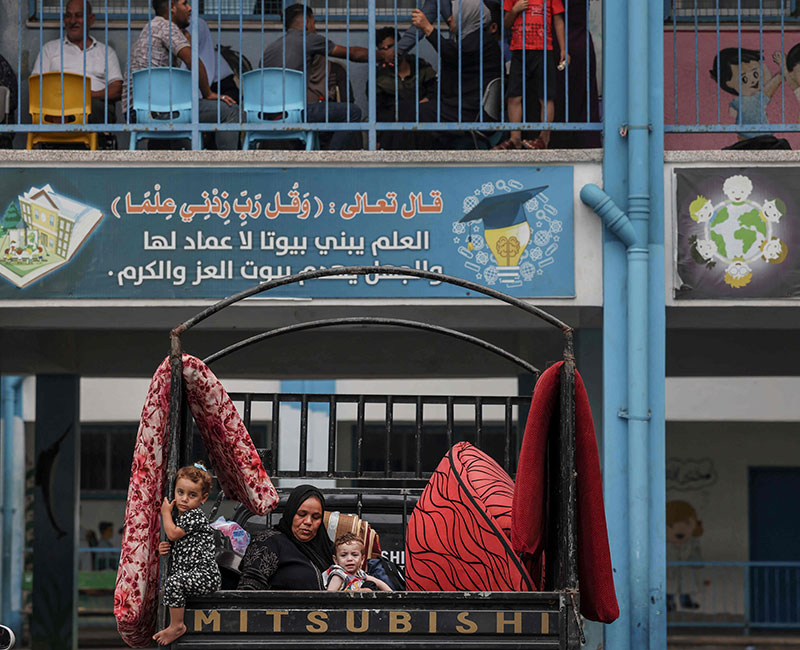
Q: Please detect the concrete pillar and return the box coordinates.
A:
[32,375,79,650]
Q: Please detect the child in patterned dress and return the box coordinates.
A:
[323,532,392,592]
[153,463,221,645]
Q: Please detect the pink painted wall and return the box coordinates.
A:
[664,30,800,150]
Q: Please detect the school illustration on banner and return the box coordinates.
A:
[0,184,103,288]
[0,167,574,299]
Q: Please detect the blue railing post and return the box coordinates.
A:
[191,6,200,150]
[368,0,377,150]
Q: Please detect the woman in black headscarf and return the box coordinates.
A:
[238,485,333,590]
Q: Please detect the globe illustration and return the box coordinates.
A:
[705,199,770,264]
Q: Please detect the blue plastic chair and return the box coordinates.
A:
[241,68,316,151]
[129,67,195,150]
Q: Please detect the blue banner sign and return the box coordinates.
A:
[0,166,573,299]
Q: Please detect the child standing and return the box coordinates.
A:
[323,532,392,592]
[153,463,221,646]
[495,0,567,150]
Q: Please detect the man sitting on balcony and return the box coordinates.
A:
[31,0,122,123]
[261,3,372,150]
[123,0,239,149]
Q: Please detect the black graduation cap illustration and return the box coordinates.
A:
[459,186,548,264]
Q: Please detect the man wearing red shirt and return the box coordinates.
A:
[495,0,566,149]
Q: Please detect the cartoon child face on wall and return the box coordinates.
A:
[666,500,707,612]
[666,500,703,546]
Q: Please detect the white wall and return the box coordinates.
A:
[666,421,800,561]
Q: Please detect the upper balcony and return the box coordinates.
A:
[0,0,603,152]
[4,2,796,154]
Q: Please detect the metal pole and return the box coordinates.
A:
[648,0,667,646]
[627,0,651,644]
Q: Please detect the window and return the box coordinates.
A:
[80,424,138,492]
[50,215,54,226]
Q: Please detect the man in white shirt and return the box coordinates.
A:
[31,0,123,123]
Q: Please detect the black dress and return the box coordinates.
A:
[237,529,323,590]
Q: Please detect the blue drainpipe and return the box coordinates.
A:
[1,376,25,638]
[580,182,650,649]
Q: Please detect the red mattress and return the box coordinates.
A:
[405,441,534,592]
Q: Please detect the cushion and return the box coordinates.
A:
[405,441,534,592]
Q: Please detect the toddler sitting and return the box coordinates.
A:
[323,532,392,592]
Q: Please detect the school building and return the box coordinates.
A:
[1,1,799,649]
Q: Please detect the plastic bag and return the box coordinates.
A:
[210,516,251,554]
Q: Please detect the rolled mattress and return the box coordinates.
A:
[405,441,534,592]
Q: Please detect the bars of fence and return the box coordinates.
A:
[665,0,800,148]
[228,391,528,483]
[667,561,800,631]
[0,0,602,150]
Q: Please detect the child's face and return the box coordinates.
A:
[696,201,713,221]
[666,517,697,545]
[334,541,364,573]
[174,476,208,514]
[727,60,761,96]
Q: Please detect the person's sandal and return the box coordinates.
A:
[492,139,521,150]
[521,137,547,150]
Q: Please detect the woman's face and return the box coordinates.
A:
[291,496,323,542]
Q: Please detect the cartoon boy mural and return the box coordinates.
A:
[666,500,709,612]
[709,48,782,141]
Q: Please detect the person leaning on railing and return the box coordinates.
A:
[373,26,437,150]
[30,0,122,124]
[261,4,391,150]
[122,0,239,149]
[379,0,502,150]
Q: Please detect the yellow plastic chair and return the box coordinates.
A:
[27,72,97,150]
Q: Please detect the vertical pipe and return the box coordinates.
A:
[1,377,25,638]
[648,0,667,644]
[628,0,650,645]
[600,0,629,646]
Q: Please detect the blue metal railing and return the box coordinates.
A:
[666,0,800,144]
[4,0,602,150]
[667,561,800,631]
